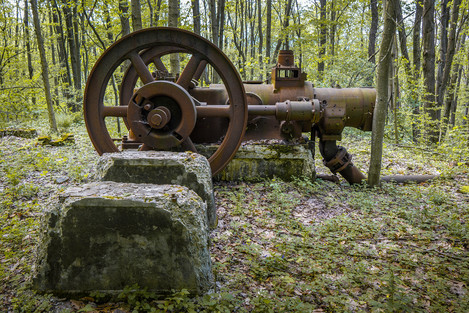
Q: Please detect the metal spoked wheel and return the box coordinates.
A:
[83,27,248,175]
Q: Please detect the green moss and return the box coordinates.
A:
[267,144,297,155]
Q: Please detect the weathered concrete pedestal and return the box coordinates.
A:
[96,151,216,229]
[34,152,215,296]
[199,144,315,182]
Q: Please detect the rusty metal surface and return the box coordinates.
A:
[318,139,366,184]
[126,81,196,149]
[84,28,377,180]
[191,81,375,142]
[83,27,248,175]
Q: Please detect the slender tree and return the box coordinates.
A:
[218,0,225,49]
[368,0,378,64]
[265,0,272,65]
[330,1,336,58]
[131,0,142,31]
[318,0,327,77]
[411,0,423,142]
[192,0,201,34]
[257,0,263,80]
[30,0,57,132]
[210,0,219,46]
[168,0,180,75]
[440,0,462,131]
[272,0,294,62]
[61,0,81,111]
[24,0,35,105]
[153,0,163,26]
[368,0,397,186]
[422,0,437,143]
[119,1,131,36]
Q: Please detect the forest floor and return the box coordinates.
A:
[0,120,468,312]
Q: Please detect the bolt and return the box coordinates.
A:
[144,103,153,111]
[150,114,163,126]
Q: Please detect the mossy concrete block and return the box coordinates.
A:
[96,151,216,228]
[0,128,37,138]
[199,144,315,182]
[33,182,213,296]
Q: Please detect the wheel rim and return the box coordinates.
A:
[83,27,248,175]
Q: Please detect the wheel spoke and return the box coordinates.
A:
[180,137,198,153]
[176,54,204,89]
[194,60,207,81]
[102,106,128,118]
[152,56,168,73]
[128,51,154,84]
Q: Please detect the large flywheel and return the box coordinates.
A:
[83,27,248,175]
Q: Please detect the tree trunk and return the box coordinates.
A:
[48,10,60,109]
[395,0,411,77]
[249,2,255,79]
[218,0,225,49]
[368,0,397,186]
[210,0,219,46]
[31,0,57,132]
[330,1,336,59]
[147,0,154,27]
[272,0,293,62]
[257,0,263,80]
[168,0,180,75]
[131,0,143,31]
[391,35,399,144]
[435,0,449,121]
[265,0,272,65]
[441,0,462,133]
[51,0,72,107]
[411,0,423,142]
[119,1,131,36]
[192,0,201,34]
[448,26,466,126]
[24,0,35,106]
[154,0,163,26]
[366,0,379,86]
[422,0,438,144]
[318,0,327,77]
[62,0,81,111]
[368,0,378,64]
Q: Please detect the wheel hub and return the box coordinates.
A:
[127,81,197,149]
[148,106,171,129]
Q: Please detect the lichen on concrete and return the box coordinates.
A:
[95,151,216,228]
[198,144,315,182]
[33,182,213,296]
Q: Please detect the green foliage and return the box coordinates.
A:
[56,111,84,132]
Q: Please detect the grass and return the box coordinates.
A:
[0,120,468,312]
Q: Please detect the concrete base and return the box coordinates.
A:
[96,151,216,228]
[199,144,315,182]
[33,182,213,296]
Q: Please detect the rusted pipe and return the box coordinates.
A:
[318,140,366,184]
[318,140,438,185]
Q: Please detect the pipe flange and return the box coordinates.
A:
[323,146,352,173]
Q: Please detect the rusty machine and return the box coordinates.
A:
[83,28,376,184]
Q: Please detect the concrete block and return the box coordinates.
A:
[96,151,216,228]
[33,182,213,296]
[199,144,315,182]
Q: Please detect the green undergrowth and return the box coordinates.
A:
[0,123,468,312]
[211,176,468,312]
